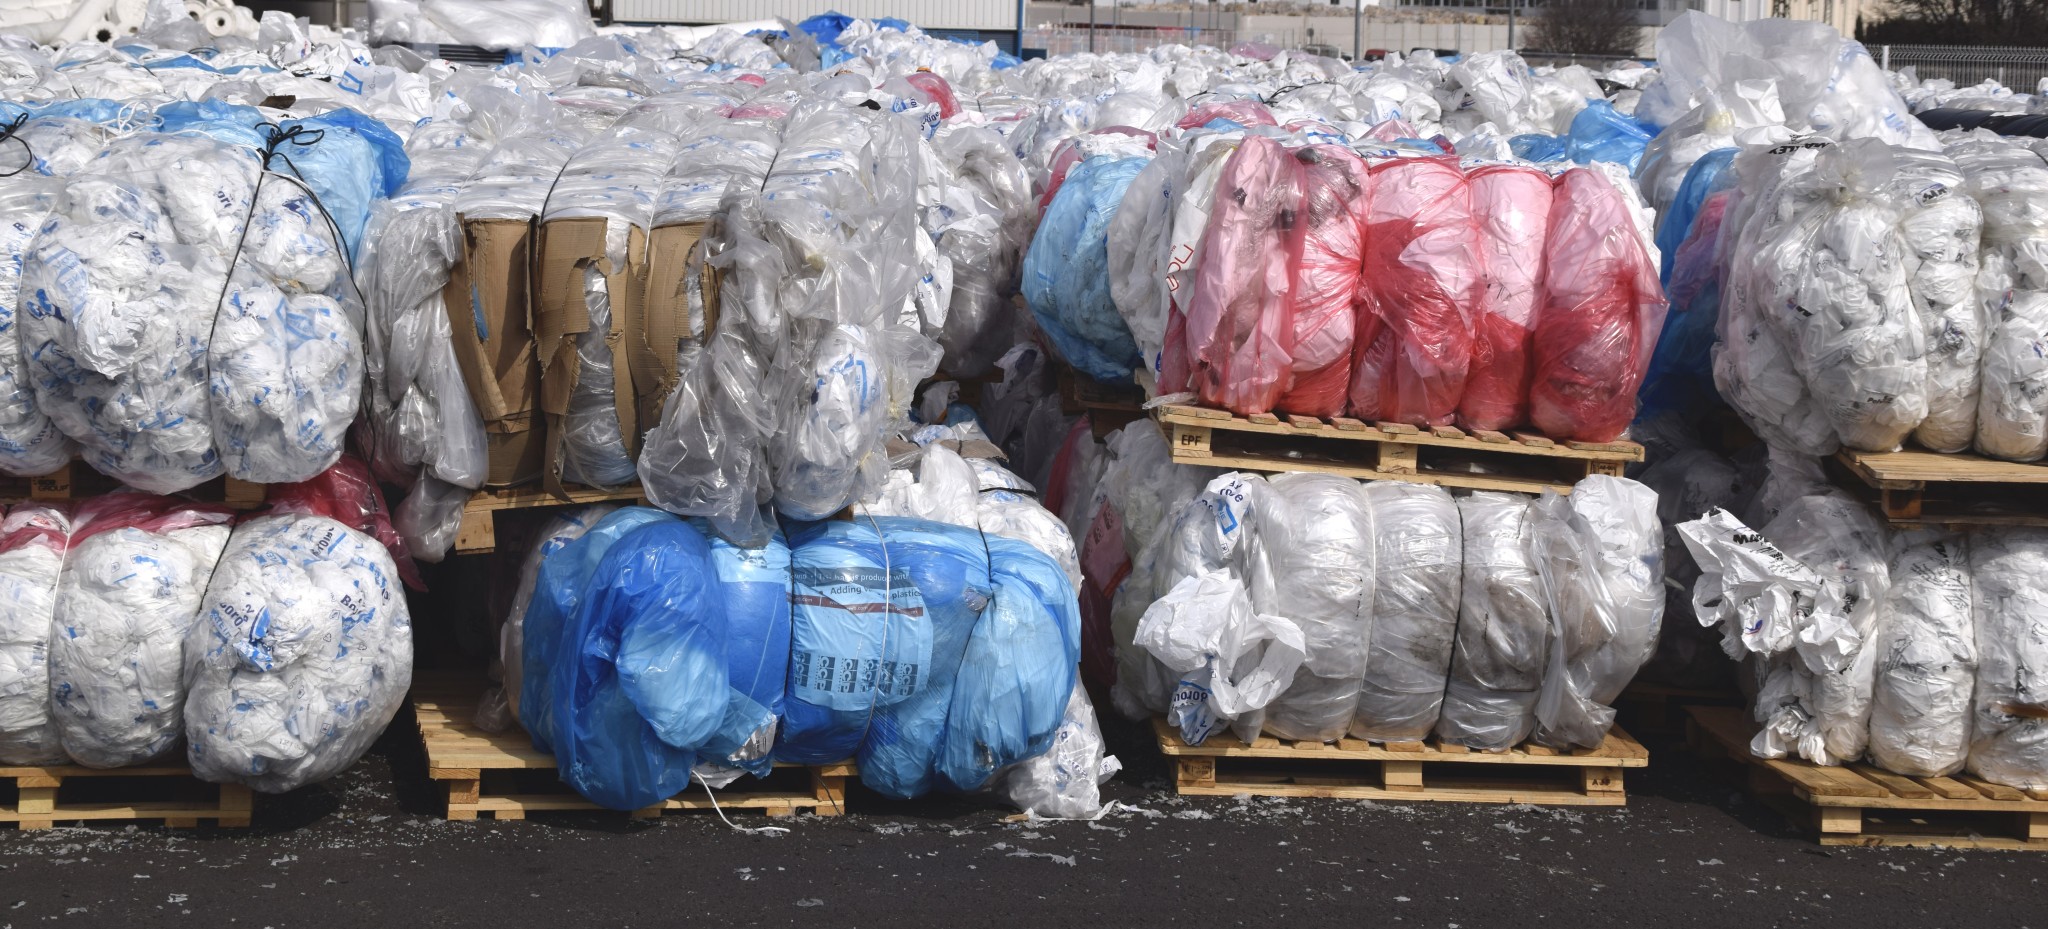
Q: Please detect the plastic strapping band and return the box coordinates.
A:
[0,114,33,178]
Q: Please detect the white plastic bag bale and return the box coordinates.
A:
[1965,527,2048,789]
[1530,475,1665,750]
[20,134,254,494]
[1350,482,1460,743]
[1114,472,1262,721]
[1868,529,1975,777]
[1436,492,1549,751]
[1956,141,2048,461]
[0,174,77,477]
[930,125,1035,379]
[48,495,232,768]
[997,681,1122,818]
[1250,473,1375,743]
[0,504,72,765]
[369,0,594,49]
[183,513,413,792]
[1135,570,1305,746]
[476,503,617,733]
[1889,150,1984,453]
[1755,494,1892,765]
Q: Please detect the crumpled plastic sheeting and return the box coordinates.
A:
[866,442,1082,590]
[1024,155,1149,383]
[1437,492,1548,751]
[1184,136,1300,415]
[1751,494,1892,765]
[0,170,78,477]
[0,504,72,765]
[1890,150,1983,454]
[1957,140,2048,461]
[48,494,231,768]
[1530,167,1666,443]
[930,125,1035,379]
[1351,481,1460,743]
[1279,145,1368,419]
[1966,527,2048,789]
[475,504,616,734]
[183,512,412,793]
[1530,475,1663,750]
[1350,157,1478,427]
[1112,470,1255,721]
[368,0,595,50]
[1868,529,1976,777]
[997,681,1121,819]
[1137,569,1305,746]
[1459,165,1551,432]
[1250,473,1374,743]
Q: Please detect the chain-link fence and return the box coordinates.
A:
[1874,44,2048,91]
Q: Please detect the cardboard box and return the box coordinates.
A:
[635,221,721,432]
[443,217,543,487]
[534,216,644,495]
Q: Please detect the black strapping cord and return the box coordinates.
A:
[0,114,33,178]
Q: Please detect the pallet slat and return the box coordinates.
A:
[1687,706,2048,849]
[1833,447,2048,528]
[413,672,850,820]
[1154,718,1641,807]
[0,764,252,830]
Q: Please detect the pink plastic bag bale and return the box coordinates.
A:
[1183,136,1305,416]
[70,491,234,546]
[265,455,426,590]
[1529,168,1669,443]
[1349,157,1481,426]
[1458,164,1555,432]
[1176,100,1277,130]
[1278,144,1370,418]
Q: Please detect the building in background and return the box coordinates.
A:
[611,0,1024,51]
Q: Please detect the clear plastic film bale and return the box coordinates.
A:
[1959,140,2048,461]
[1530,475,1665,750]
[1966,527,2048,789]
[0,504,72,765]
[1350,481,1461,743]
[1249,473,1375,743]
[0,171,77,477]
[1437,492,1548,750]
[1755,493,1891,765]
[1888,150,1982,454]
[48,493,233,768]
[1868,529,1975,777]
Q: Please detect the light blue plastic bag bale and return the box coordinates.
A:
[518,506,674,756]
[694,521,792,776]
[1023,155,1150,382]
[1563,101,1655,172]
[1509,133,1567,163]
[935,536,1079,793]
[550,519,732,811]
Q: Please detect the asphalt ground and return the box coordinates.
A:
[2,704,2044,929]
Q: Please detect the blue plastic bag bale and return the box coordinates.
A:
[1563,101,1655,172]
[1655,147,1736,286]
[775,518,963,769]
[1636,188,1734,423]
[694,521,792,776]
[518,506,675,755]
[549,519,731,811]
[1509,133,1567,163]
[1023,156,1150,383]
[934,537,1080,793]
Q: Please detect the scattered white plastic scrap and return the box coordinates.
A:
[1677,507,1857,670]
[1134,570,1305,746]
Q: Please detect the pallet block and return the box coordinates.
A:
[1153,404,1641,494]
[0,763,252,830]
[1688,705,2048,850]
[412,672,851,821]
[0,460,268,509]
[1153,718,1647,807]
[1832,447,2048,528]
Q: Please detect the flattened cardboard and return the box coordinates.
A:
[535,217,645,495]
[442,216,542,487]
[635,221,719,429]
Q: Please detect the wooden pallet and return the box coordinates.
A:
[1057,368,1146,439]
[1832,447,2048,528]
[1152,717,1648,807]
[0,460,268,509]
[412,672,851,821]
[1615,681,1743,737]
[1687,705,2048,850]
[1154,404,1642,494]
[453,485,647,555]
[0,763,252,830]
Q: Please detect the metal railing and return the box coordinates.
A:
[1875,44,2048,91]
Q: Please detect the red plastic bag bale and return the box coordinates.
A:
[1458,164,1555,432]
[265,455,427,590]
[1349,157,1480,426]
[1278,144,1370,418]
[1040,416,1092,520]
[70,491,234,545]
[1529,168,1669,443]
[1075,495,1128,695]
[1176,100,1277,130]
[1183,136,1306,416]
[901,71,960,119]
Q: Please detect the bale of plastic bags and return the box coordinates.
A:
[1754,493,1892,765]
[1529,167,1667,443]
[695,523,792,778]
[183,462,415,793]
[1350,481,1460,742]
[1966,528,2048,789]
[48,493,232,768]
[478,504,617,733]
[0,504,72,765]
[1279,145,1369,418]
[1891,150,1983,453]
[1459,164,1552,432]
[1137,569,1305,746]
[1350,157,1478,427]
[1959,141,2048,461]
[1023,155,1149,383]
[1868,529,1975,777]
[1182,136,1301,416]
[1250,473,1375,742]
[1530,475,1663,750]
[1437,492,1549,750]
[997,681,1121,819]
